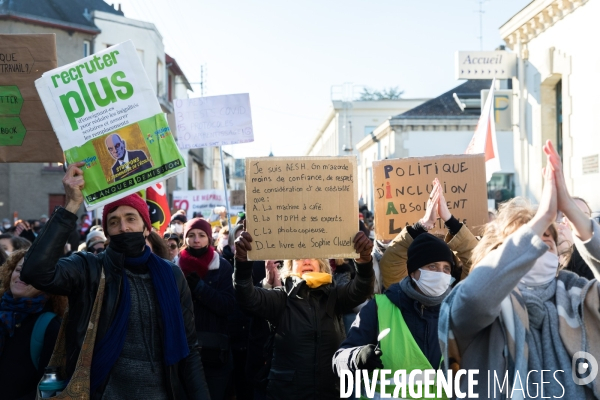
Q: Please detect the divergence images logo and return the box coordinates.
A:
[572,351,598,385]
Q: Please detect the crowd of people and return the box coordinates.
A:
[0,140,599,399]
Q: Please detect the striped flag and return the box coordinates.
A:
[465,79,501,182]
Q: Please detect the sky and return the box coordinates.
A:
[113,0,530,158]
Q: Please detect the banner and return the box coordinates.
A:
[245,156,358,260]
[173,189,243,222]
[173,93,253,148]
[373,154,488,240]
[0,34,62,162]
[35,41,185,209]
[146,182,171,235]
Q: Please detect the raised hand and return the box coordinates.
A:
[527,158,558,238]
[544,140,593,241]
[235,231,253,262]
[353,231,373,263]
[62,162,86,214]
[434,178,452,222]
[420,180,440,230]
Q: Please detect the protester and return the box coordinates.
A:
[146,231,170,260]
[0,233,13,254]
[170,213,187,238]
[0,249,67,400]
[379,178,478,289]
[234,229,374,399]
[1,218,12,233]
[163,232,181,263]
[221,223,244,266]
[439,141,600,398]
[85,228,107,254]
[21,163,210,399]
[178,217,235,400]
[332,183,477,397]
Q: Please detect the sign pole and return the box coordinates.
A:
[219,146,233,234]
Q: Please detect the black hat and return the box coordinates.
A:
[171,214,187,224]
[407,233,454,275]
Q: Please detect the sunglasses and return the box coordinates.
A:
[168,244,179,250]
[89,247,104,254]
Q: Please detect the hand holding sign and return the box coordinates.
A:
[235,231,253,263]
[63,162,86,213]
[353,231,373,263]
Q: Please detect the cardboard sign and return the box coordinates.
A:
[35,41,185,209]
[173,189,244,222]
[230,189,245,206]
[246,156,359,260]
[0,34,62,162]
[173,94,254,148]
[373,154,488,240]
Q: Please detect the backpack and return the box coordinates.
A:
[30,312,56,370]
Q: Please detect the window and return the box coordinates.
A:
[556,80,563,159]
[364,126,376,136]
[157,59,164,96]
[487,173,515,209]
[83,40,91,57]
[42,163,63,171]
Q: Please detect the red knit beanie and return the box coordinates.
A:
[183,217,212,241]
[102,194,152,233]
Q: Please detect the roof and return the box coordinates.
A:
[166,53,193,91]
[0,0,123,34]
[394,80,492,119]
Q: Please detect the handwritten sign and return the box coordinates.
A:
[246,156,359,260]
[373,154,488,240]
[173,93,254,148]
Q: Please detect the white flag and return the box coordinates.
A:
[465,79,501,182]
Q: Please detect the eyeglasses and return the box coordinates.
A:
[168,244,179,250]
[89,247,104,254]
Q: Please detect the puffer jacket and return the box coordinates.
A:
[234,259,374,400]
[21,207,210,400]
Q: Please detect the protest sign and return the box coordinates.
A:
[245,156,358,261]
[0,34,62,162]
[230,189,245,206]
[373,154,488,240]
[173,94,253,148]
[35,41,185,209]
[173,189,243,222]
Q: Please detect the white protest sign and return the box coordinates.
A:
[173,93,254,148]
[35,40,162,148]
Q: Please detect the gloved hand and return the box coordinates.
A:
[356,344,383,372]
[186,273,204,294]
[353,231,373,263]
[235,231,253,262]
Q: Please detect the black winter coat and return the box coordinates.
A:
[21,207,210,400]
[234,260,374,400]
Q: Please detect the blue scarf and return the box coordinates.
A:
[91,247,189,391]
[0,292,48,356]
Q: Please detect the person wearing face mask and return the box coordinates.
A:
[234,229,374,400]
[439,141,600,399]
[1,218,12,233]
[178,217,235,400]
[332,228,458,398]
[379,178,478,291]
[170,213,187,238]
[20,163,210,399]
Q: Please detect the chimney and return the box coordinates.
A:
[118,3,122,12]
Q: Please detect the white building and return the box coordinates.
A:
[357,80,515,211]
[306,98,428,157]
[93,10,217,206]
[500,0,599,213]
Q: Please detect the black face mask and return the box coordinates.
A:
[108,232,146,257]
[187,246,209,258]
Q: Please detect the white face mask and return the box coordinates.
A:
[172,224,183,234]
[413,269,455,297]
[520,251,559,286]
[3,224,11,230]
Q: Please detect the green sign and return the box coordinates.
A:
[0,85,25,145]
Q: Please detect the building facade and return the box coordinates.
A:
[500,0,599,213]
[357,80,515,211]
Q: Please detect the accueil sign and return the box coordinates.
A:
[455,51,517,80]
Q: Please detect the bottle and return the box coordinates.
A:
[39,367,65,398]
